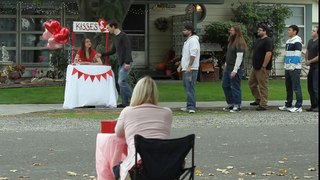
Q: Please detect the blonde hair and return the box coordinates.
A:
[130,76,159,106]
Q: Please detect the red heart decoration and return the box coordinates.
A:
[53,27,70,44]
[98,18,107,33]
[45,20,61,35]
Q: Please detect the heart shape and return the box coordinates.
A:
[53,27,70,44]
[45,20,61,35]
[98,18,107,33]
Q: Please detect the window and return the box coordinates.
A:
[0,1,17,62]
[282,5,306,45]
[123,4,146,51]
[20,2,61,64]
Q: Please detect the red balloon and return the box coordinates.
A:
[45,20,61,35]
[53,27,70,44]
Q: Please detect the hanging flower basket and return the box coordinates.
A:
[154,17,169,32]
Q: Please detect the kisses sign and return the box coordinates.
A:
[73,18,108,33]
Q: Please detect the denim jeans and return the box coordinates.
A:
[307,68,318,108]
[182,70,198,110]
[284,69,303,108]
[118,64,132,106]
[222,68,243,107]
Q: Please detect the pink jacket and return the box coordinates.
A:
[115,103,173,180]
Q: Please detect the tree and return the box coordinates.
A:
[75,0,134,26]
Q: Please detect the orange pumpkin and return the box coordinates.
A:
[156,62,166,71]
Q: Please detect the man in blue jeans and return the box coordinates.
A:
[102,21,133,107]
[177,25,200,113]
[278,25,303,113]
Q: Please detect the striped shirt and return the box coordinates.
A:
[284,35,302,70]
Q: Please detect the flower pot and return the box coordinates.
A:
[9,71,21,80]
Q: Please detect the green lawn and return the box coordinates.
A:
[0,79,309,104]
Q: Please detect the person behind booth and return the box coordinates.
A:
[114,76,173,180]
[74,38,103,65]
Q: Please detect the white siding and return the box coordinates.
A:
[148,0,317,76]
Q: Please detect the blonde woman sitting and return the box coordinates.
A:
[114,76,173,180]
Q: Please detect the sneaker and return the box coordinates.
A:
[306,107,313,112]
[117,104,127,108]
[278,105,291,111]
[306,107,318,112]
[250,101,260,106]
[223,106,233,112]
[256,106,267,111]
[189,109,195,113]
[288,107,302,113]
[230,107,241,112]
[180,107,188,112]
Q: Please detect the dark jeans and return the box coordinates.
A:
[222,68,243,107]
[113,163,121,180]
[307,68,319,108]
[284,69,303,108]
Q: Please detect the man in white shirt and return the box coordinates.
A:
[177,25,200,113]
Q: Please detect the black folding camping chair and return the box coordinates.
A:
[132,134,195,180]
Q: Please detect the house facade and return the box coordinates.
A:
[0,0,318,77]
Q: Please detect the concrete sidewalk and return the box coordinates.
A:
[0,101,311,116]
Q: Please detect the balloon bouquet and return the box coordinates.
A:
[42,20,70,49]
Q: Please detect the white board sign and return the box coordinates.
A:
[72,19,108,33]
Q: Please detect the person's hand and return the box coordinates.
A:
[305,60,311,66]
[186,66,191,73]
[79,61,90,65]
[261,67,267,74]
[177,66,182,73]
[124,63,130,71]
[230,71,237,78]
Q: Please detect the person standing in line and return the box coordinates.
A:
[177,25,200,113]
[101,21,133,108]
[278,25,303,113]
[222,25,248,112]
[248,24,273,111]
[305,26,319,112]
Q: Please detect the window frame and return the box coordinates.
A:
[282,4,307,47]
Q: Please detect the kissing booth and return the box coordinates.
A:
[63,19,118,109]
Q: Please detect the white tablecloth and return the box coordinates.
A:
[63,65,118,109]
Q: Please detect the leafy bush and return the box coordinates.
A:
[203,21,250,52]
[203,21,250,67]
[48,49,69,79]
